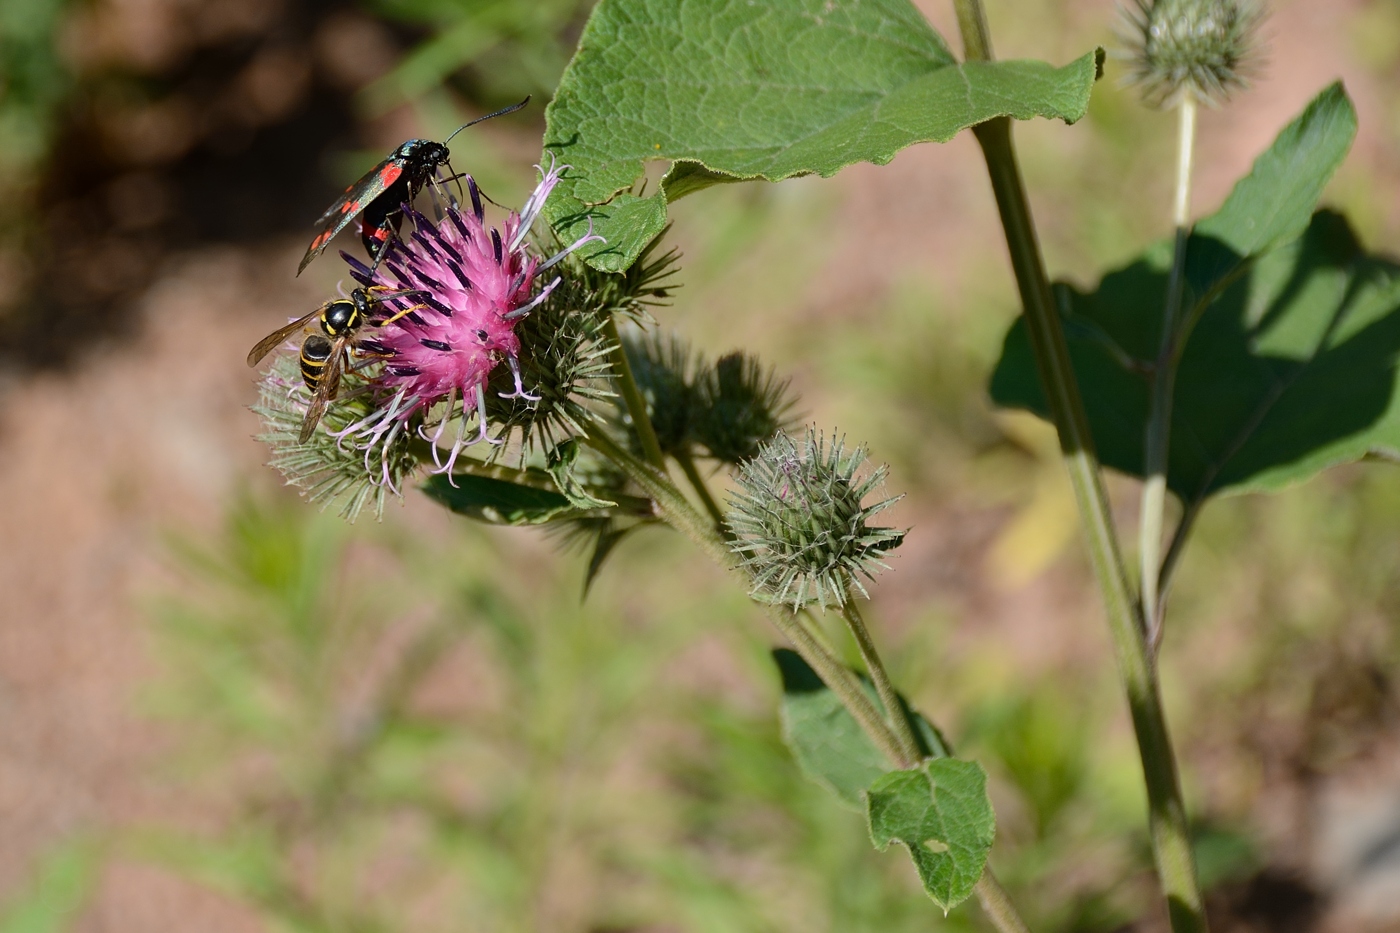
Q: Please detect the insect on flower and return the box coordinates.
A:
[297,97,531,275]
[247,286,427,442]
[331,156,601,475]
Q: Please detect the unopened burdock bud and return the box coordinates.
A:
[726,428,904,609]
[1121,0,1262,106]
[693,351,796,464]
[622,331,696,455]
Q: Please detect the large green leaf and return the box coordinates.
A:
[994,211,1400,501]
[543,0,1102,270]
[989,84,1400,504]
[866,760,996,911]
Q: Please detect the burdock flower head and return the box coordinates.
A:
[726,428,905,610]
[336,158,600,474]
[1120,0,1263,106]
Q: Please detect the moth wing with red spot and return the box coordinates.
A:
[298,156,407,275]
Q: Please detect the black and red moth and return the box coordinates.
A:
[297,97,530,276]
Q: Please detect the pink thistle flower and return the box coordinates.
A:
[336,159,600,479]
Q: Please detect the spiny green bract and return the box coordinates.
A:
[622,331,697,456]
[693,352,797,464]
[1120,0,1262,106]
[253,355,416,522]
[726,429,905,610]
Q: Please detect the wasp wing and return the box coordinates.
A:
[296,339,350,443]
[298,156,406,276]
[246,307,325,367]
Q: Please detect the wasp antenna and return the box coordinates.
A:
[442,96,531,145]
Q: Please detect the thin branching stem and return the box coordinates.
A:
[676,449,727,533]
[952,3,1207,931]
[839,593,922,763]
[602,316,668,470]
[1142,93,1198,650]
[1155,499,1202,653]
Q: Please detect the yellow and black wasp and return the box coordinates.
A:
[247,286,423,443]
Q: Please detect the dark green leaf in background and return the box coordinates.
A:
[866,760,996,911]
[543,0,1102,270]
[775,647,891,808]
[422,472,590,525]
[990,84,1400,505]
[774,648,951,808]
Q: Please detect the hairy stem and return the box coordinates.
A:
[676,450,728,533]
[977,872,1032,933]
[840,594,922,762]
[953,3,1207,931]
[1142,94,1197,649]
[602,316,668,471]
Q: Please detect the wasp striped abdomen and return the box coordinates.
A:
[299,334,334,390]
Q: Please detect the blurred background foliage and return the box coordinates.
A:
[1,0,1399,932]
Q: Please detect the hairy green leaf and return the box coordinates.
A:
[773,649,951,809]
[866,760,996,910]
[989,84,1396,504]
[544,0,1102,270]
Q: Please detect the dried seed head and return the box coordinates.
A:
[726,428,905,609]
[1120,0,1263,106]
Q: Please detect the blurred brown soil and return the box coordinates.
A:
[1,0,1398,930]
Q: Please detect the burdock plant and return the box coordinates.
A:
[246,0,1397,929]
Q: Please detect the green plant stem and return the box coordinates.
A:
[1141,94,1197,649]
[602,316,668,471]
[1154,500,1201,654]
[953,4,1207,932]
[839,594,922,763]
[676,449,727,532]
[976,872,1032,933]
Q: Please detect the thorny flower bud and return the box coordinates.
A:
[254,354,416,521]
[622,331,696,455]
[693,351,797,464]
[726,428,905,610]
[1120,0,1262,106]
